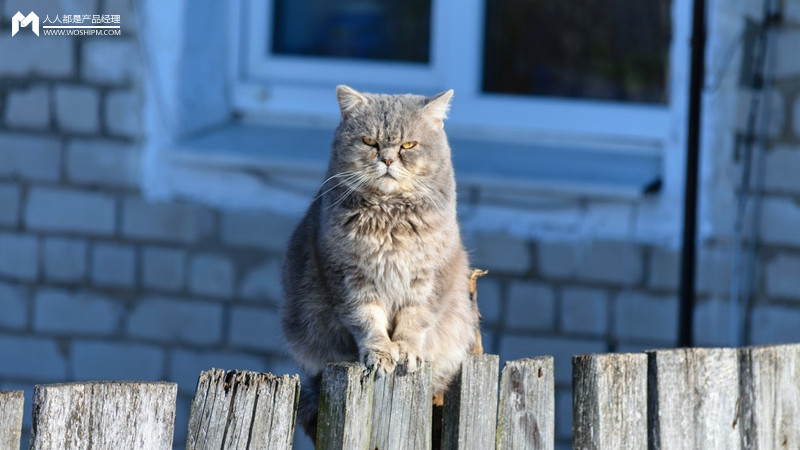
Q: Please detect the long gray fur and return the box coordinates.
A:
[282,85,478,439]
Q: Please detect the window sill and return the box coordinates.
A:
[164,122,661,199]
[146,121,677,244]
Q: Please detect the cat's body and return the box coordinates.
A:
[281,86,478,438]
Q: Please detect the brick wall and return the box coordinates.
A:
[1,0,799,449]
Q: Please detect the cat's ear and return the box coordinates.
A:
[336,85,368,118]
[423,89,454,128]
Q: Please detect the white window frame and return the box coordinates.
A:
[233,0,689,145]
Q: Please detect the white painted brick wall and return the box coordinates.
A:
[142,246,186,291]
[473,276,502,325]
[0,232,39,281]
[4,85,50,130]
[55,85,100,133]
[189,253,234,298]
[0,335,67,381]
[505,281,555,331]
[469,233,531,275]
[66,139,141,188]
[25,187,116,235]
[498,335,606,385]
[43,237,87,281]
[750,304,800,344]
[763,146,800,194]
[220,210,297,252]
[758,197,800,247]
[560,287,609,336]
[613,291,678,343]
[0,282,27,329]
[127,296,223,345]
[105,90,141,138]
[237,257,282,302]
[0,183,20,226]
[122,198,215,243]
[794,94,800,138]
[0,133,61,181]
[0,36,73,77]
[91,242,136,287]
[228,305,286,353]
[71,340,164,381]
[81,40,138,85]
[774,29,800,79]
[33,289,122,335]
[765,253,800,299]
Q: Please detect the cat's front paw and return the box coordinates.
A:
[396,341,423,373]
[362,342,400,376]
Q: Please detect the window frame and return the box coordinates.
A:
[234,0,688,144]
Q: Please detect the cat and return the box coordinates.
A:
[281,85,478,439]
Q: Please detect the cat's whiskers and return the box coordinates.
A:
[314,171,364,201]
[326,172,370,209]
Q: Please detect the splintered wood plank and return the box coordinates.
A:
[0,390,24,450]
[370,364,433,450]
[186,369,300,450]
[317,362,374,450]
[647,348,740,450]
[496,356,554,450]
[29,381,176,450]
[441,354,500,450]
[572,353,647,450]
[739,343,800,449]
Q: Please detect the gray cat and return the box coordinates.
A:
[281,85,478,439]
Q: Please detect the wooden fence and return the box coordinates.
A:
[0,344,798,449]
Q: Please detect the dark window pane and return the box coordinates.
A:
[271,1,431,63]
[482,0,672,104]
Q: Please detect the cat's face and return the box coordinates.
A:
[330,86,454,197]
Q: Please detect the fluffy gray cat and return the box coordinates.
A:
[281,85,478,439]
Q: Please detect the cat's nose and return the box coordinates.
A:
[382,156,394,166]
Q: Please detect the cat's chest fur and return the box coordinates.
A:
[326,201,449,301]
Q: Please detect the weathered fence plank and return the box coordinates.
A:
[647,348,740,450]
[739,343,800,449]
[496,357,554,450]
[370,364,433,450]
[572,353,647,450]
[29,381,176,450]
[0,390,24,450]
[317,362,374,450]
[186,369,300,450]
[441,354,499,450]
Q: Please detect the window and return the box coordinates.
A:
[237,0,683,142]
[143,0,692,240]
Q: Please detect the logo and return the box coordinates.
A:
[11,11,39,36]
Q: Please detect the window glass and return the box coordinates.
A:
[482,0,672,103]
[271,0,432,63]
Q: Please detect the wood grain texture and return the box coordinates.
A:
[186,369,300,450]
[317,362,374,450]
[647,348,740,450]
[0,390,24,450]
[496,356,554,450]
[573,353,646,450]
[370,364,433,450]
[739,343,800,449]
[29,381,176,450]
[441,354,499,450]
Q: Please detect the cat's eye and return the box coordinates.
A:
[362,137,378,147]
[400,141,417,150]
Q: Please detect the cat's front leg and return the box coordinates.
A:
[345,302,399,376]
[392,305,431,373]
